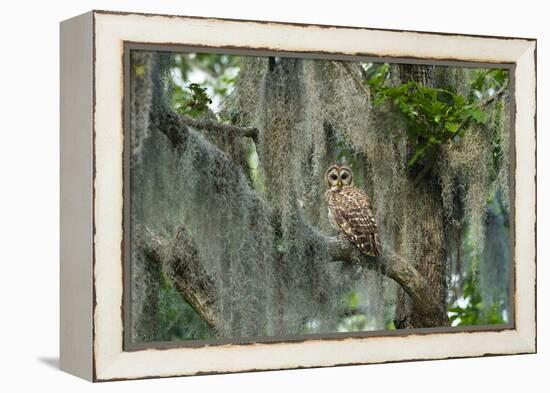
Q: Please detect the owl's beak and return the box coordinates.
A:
[337,180,342,187]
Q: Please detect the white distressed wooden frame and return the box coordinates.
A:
[60,10,536,382]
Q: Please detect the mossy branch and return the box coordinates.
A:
[304,226,447,322]
[140,110,446,328]
[136,225,221,330]
[176,113,259,144]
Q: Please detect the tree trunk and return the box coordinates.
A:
[394,65,450,328]
[394,183,449,328]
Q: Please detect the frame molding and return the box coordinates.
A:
[60,10,536,381]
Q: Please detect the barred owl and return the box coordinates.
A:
[325,164,381,256]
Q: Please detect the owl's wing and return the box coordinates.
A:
[333,187,381,256]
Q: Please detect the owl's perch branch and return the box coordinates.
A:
[304,226,446,320]
[139,220,445,329]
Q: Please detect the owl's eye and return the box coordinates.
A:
[330,174,338,180]
[341,172,349,180]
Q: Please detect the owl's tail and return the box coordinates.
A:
[357,232,382,257]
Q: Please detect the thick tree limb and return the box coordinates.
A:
[304,226,446,319]
[138,220,446,328]
[136,225,221,330]
[146,108,446,328]
[178,114,259,143]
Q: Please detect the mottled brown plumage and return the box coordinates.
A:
[325,165,381,256]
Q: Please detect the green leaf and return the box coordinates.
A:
[176,83,213,118]
[492,69,507,84]
[445,122,460,133]
[468,107,489,124]
[407,144,428,166]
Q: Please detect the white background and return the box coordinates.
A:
[0,0,545,391]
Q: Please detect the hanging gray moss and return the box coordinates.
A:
[129,52,512,342]
[228,57,391,332]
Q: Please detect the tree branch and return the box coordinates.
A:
[136,225,221,330]
[147,108,445,329]
[303,225,446,319]
[139,218,446,328]
[179,114,259,144]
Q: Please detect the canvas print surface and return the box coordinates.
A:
[127,49,512,345]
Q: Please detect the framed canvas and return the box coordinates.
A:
[60,10,537,382]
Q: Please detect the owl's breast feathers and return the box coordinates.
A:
[325,186,382,257]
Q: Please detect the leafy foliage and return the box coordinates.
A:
[175,83,212,117]
[448,272,506,326]
[367,65,508,166]
[170,53,239,118]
